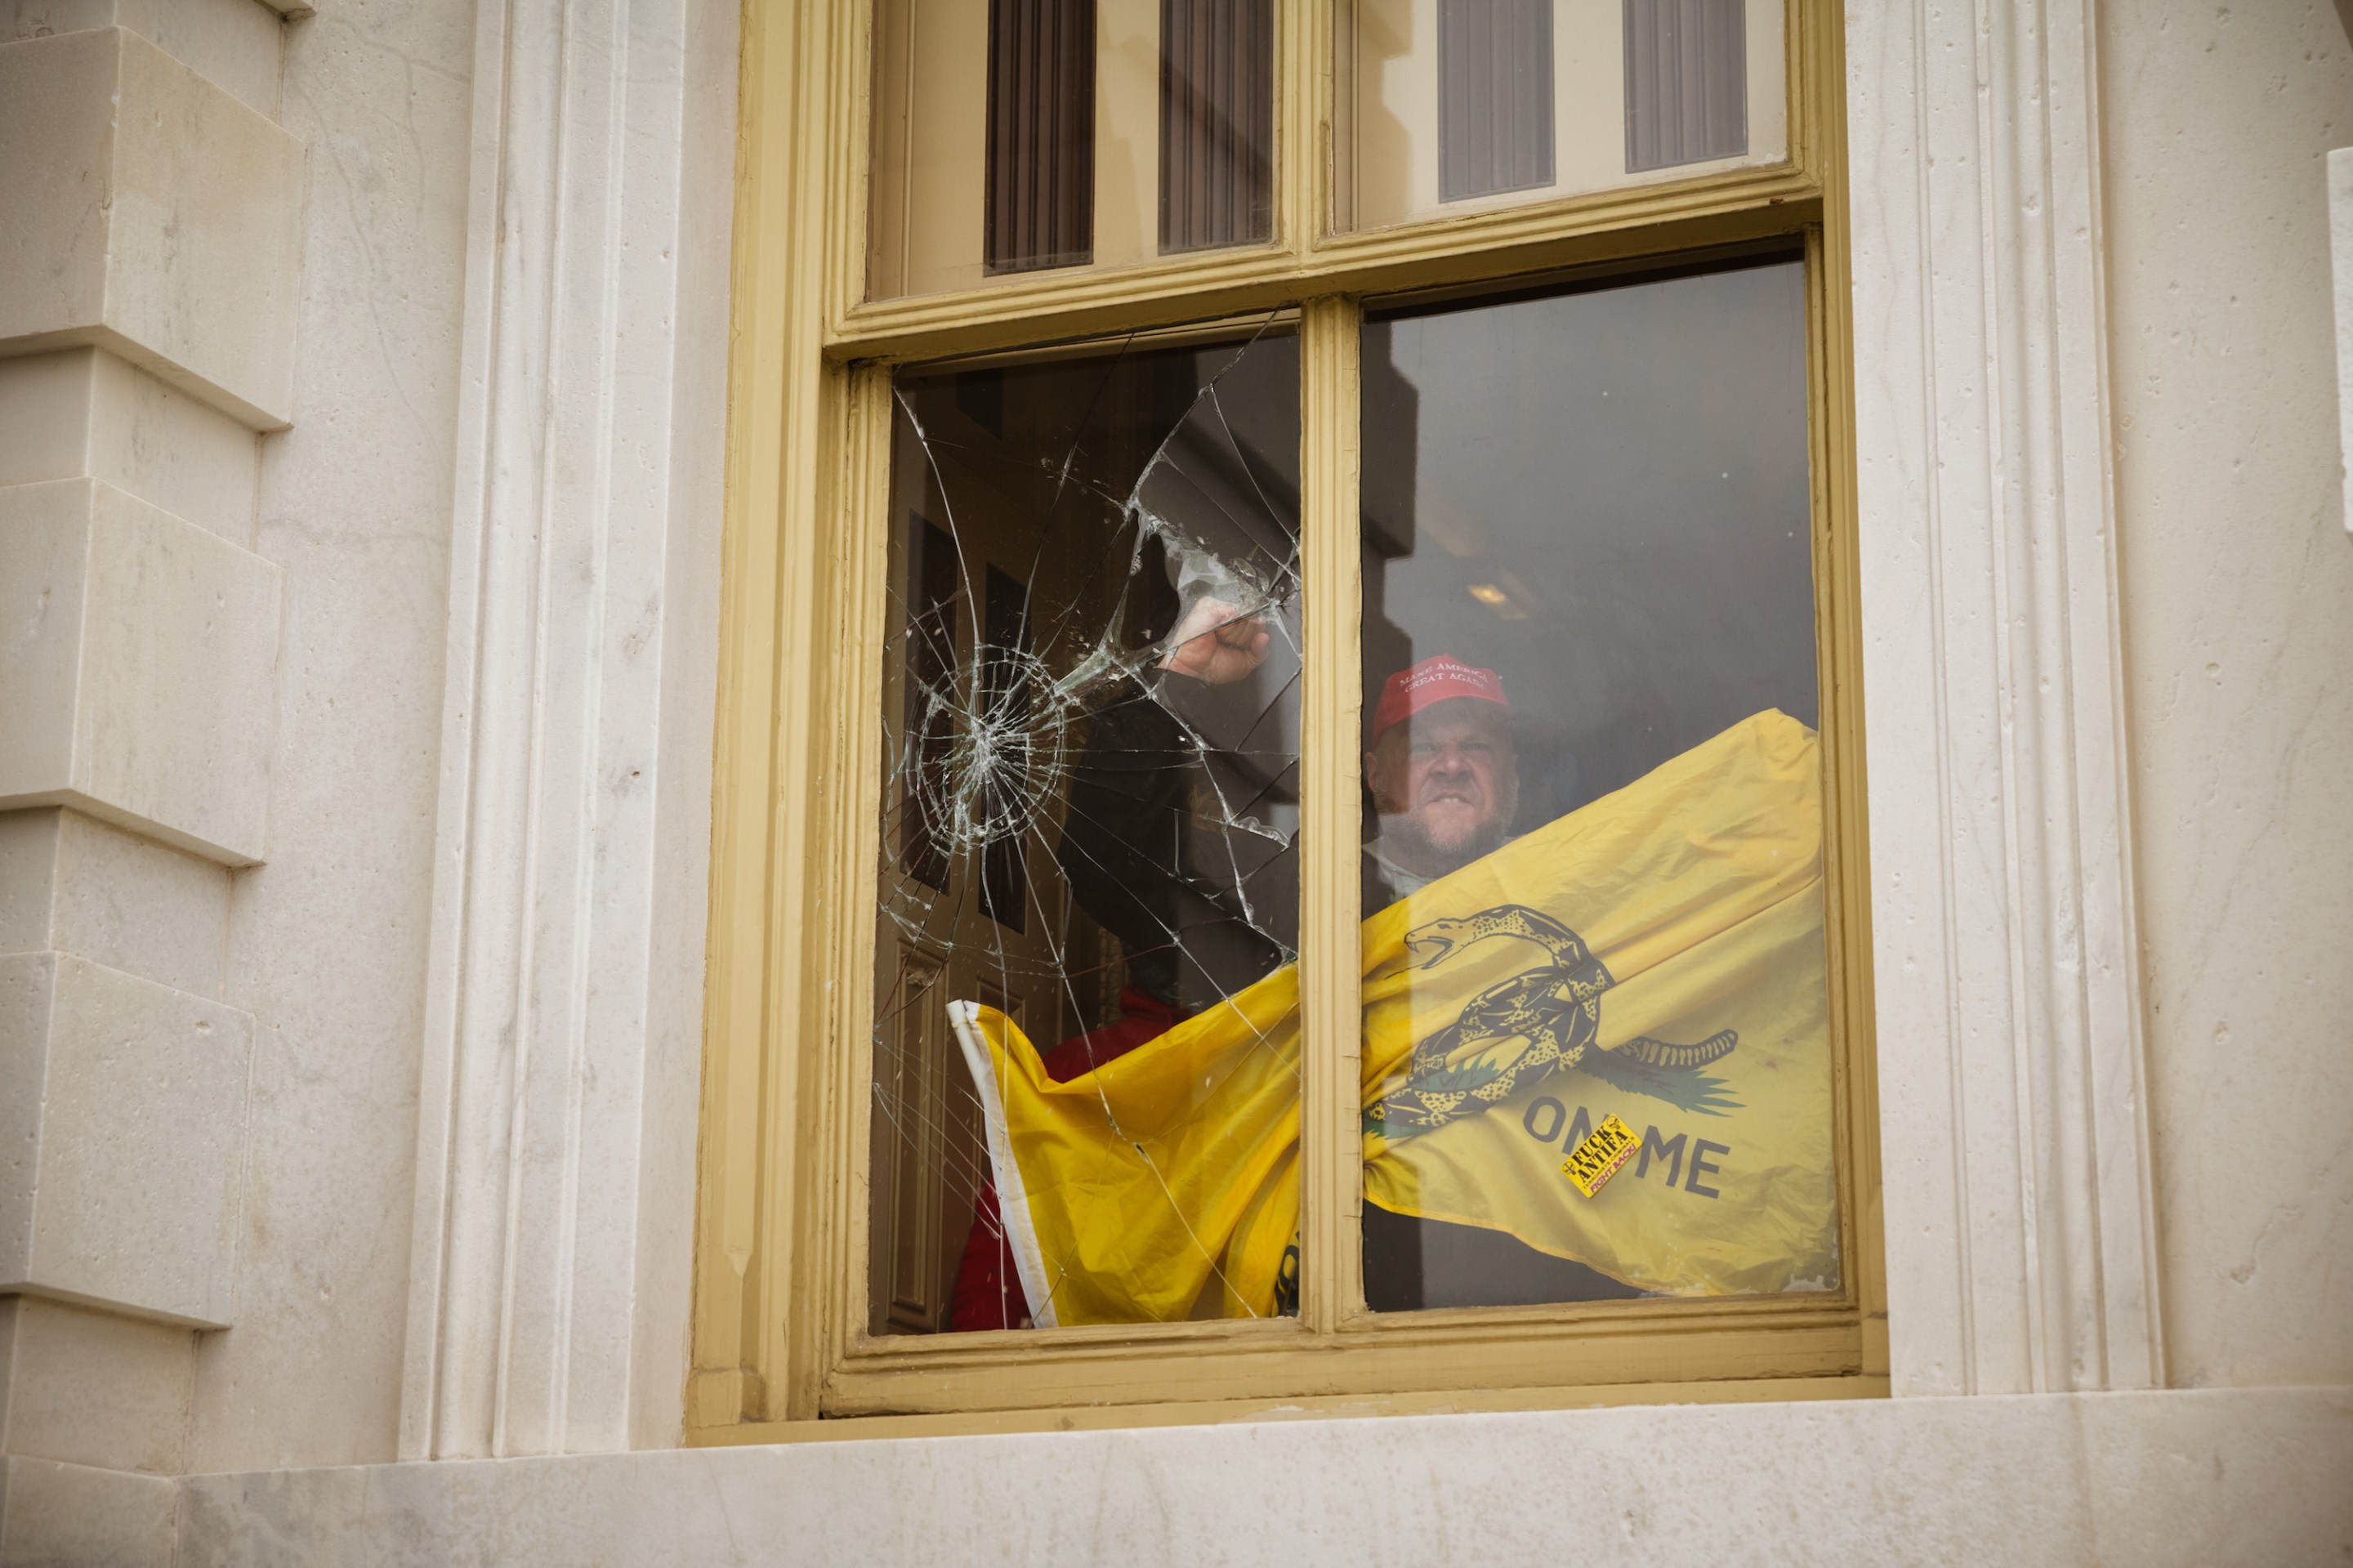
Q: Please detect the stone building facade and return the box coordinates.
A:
[0,0,2346,1562]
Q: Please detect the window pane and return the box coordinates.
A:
[1333,0,1786,235]
[1355,257,1841,1311]
[873,326,1305,1333]
[870,0,1275,301]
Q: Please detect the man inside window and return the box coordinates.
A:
[1358,650,1517,909]
[952,595,1635,1327]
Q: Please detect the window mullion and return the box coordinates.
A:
[1275,0,1325,256]
[1297,293,1364,1334]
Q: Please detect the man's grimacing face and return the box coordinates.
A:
[1364,699,1518,865]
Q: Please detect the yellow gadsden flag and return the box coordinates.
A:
[950,710,1839,1327]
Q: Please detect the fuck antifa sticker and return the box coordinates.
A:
[1561,1113,1638,1198]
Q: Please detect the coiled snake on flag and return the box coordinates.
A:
[1365,905,1739,1137]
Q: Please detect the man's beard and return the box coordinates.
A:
[1376,776,1518,877]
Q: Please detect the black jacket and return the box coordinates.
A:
[1056,673,1404,1010]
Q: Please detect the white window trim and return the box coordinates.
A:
[1846,0,2163,1396]
[397,0,737,1459]
[395,0,2160,1459]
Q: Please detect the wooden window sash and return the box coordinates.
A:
[796,265,1874,1419]
[827,0,1821,364]
[1296,295,1364,1334]
[694,0,1880,1439]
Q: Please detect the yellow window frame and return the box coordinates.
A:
[692,0,1885,1442]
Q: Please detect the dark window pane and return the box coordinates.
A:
[875,0,1288,297]
[977,565,1034,930]
[1333,0,1782,235]
[1356,257,1839,1311]
[873,326,1304,1333]
[1439,0,1556,202]
[899,516,959,891]
[985,0,1097,275]
[1159,0,1275,252]
[1623,0,1748,173]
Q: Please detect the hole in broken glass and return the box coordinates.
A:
[868,319,1305,1335]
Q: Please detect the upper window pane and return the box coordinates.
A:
[869,0,1277,301]
[1333,0,1788,235]
[872,327,1306,1333]
[1354,257,1839,1311]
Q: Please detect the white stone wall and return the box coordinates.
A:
[181,0,480,1475]
[1,2,310,1549]
[2100,0,2353,1392]
[1,2,733,1550]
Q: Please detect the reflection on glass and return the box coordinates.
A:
[1333,0,1785,234]
[869,0,1276,300]
[1354,256,1841,1311]
[873,326,1304,1333]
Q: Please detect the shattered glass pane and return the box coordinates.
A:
[870,323,1304,1334]
[1355,257,1844,1311]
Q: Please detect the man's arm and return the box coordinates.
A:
[1054,597,1288,1003]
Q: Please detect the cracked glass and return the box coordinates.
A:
[870,322,1304,1334]
[1355,256,1843,1311]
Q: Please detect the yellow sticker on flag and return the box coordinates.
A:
[1560,1113,1638,1198]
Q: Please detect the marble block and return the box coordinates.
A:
[0,1297,194,1475]
[0,1454,174,1568]
[0,478,283,866]
[0,27,303,428]
[172,1386,2352,1568]
[0,952,253,1327]
[0,808,231,998]
[0,349,260,546]
[2,0,287,119]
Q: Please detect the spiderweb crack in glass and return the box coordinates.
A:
[869,319,1303,1333]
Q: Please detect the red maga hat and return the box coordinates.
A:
[1371,655,1510,743]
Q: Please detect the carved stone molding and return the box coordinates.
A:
[400,0,730,1459]
[1846,0,2163,1393]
